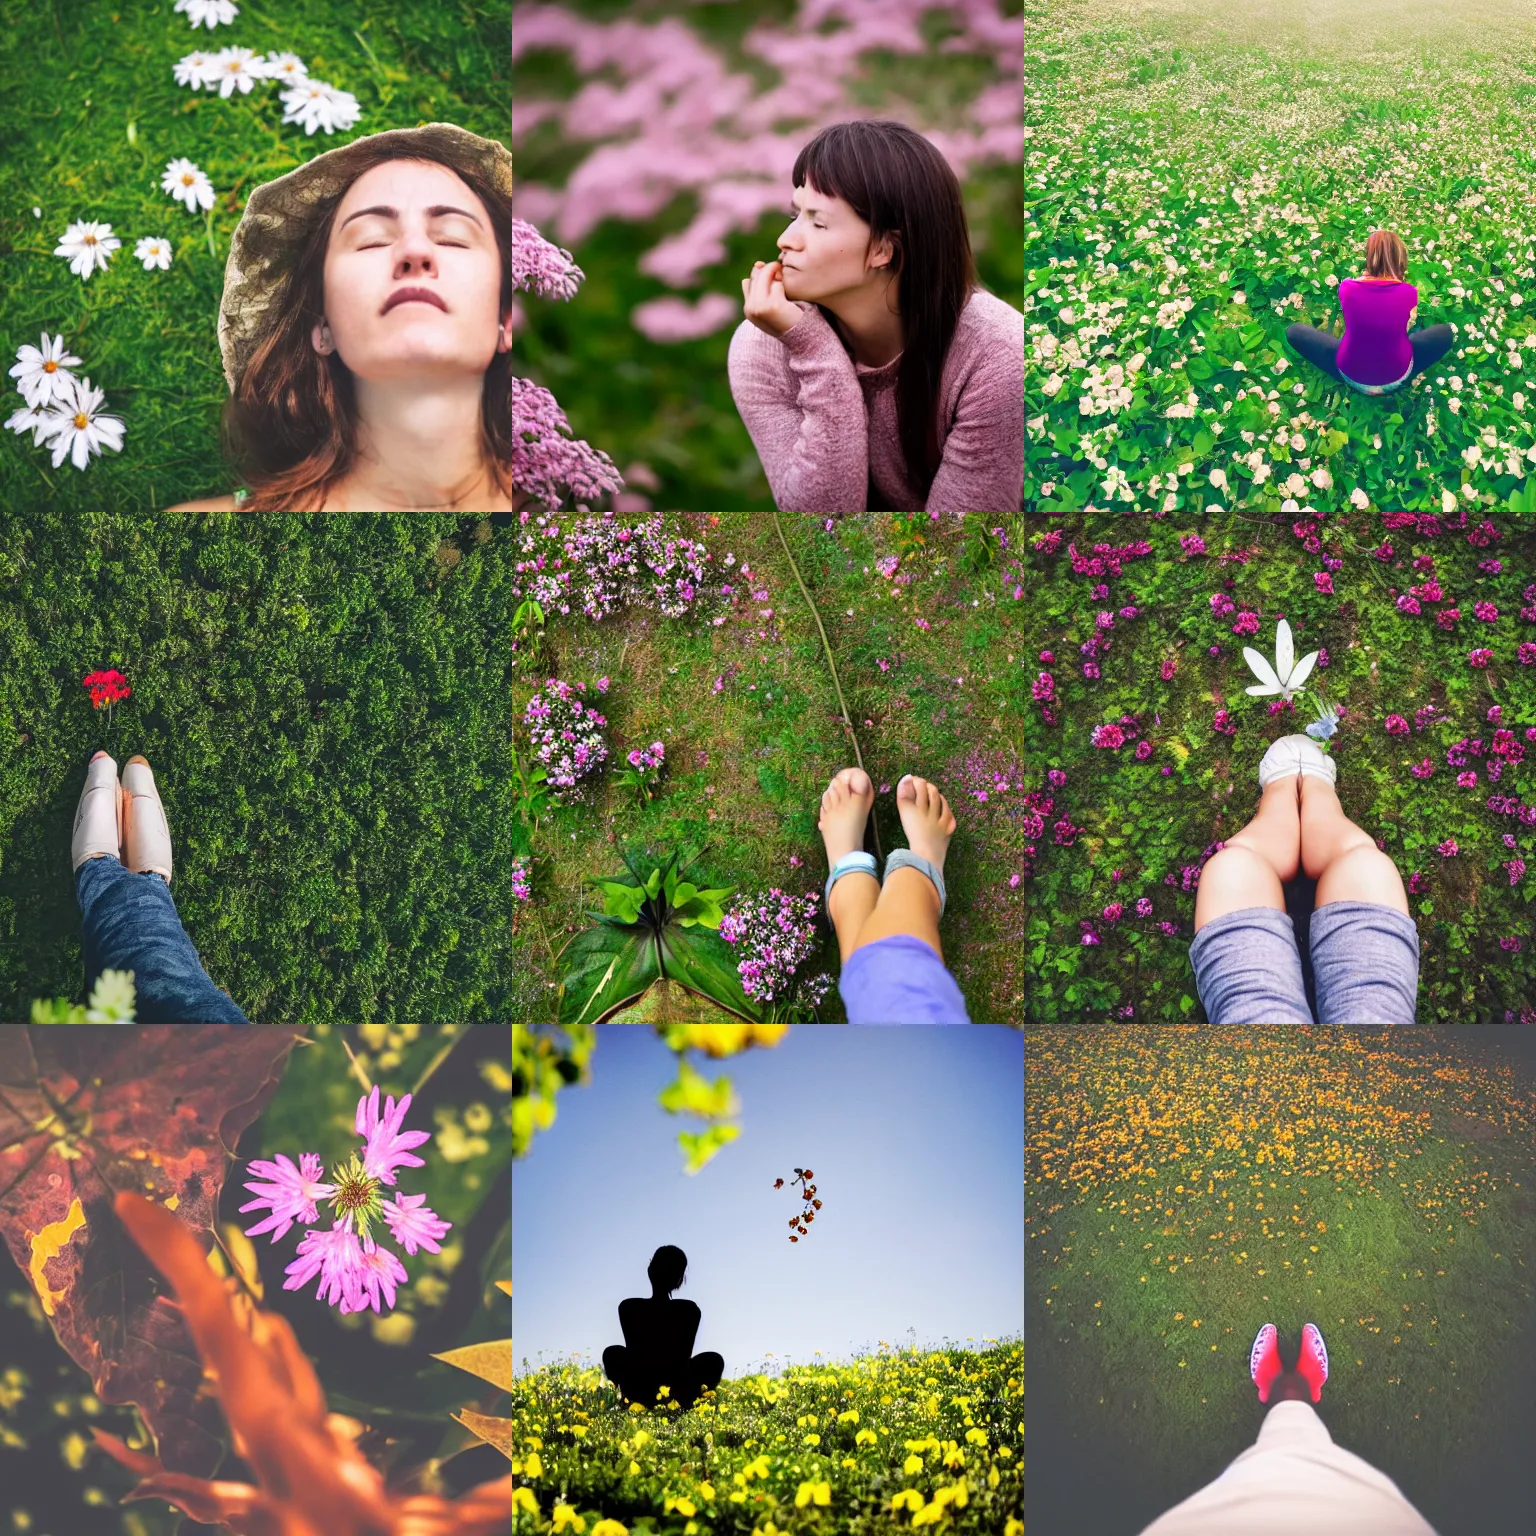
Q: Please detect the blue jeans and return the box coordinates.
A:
[1284,322,1454,392]
[75,857,249,1023]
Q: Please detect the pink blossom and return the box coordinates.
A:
[1384,715,1409,735]
[284,1224,367,1313]
[1313,571,1333,594]
[1047,769,1067,787]
[1372,542,1394,560]
[1160,656,1177,681]
[1136,897,1153,917]
[1474,600,1499,622]
[1457,771,1478,787]
[1231,611,1260,637]
[355,1243,411,1314]
[1410,758,1435,778]
[1437,838,1459,858]
[357,1086,432,1187]
[1134,739,1153,760]
[1180,533,1206,554]
[1009,873,1021,889]
[1408,871,1428,894]
[1506,858,1527,886]
[1102,902,1123,923]
[1468,648,1494,668]
[1435,607,1460,629]
[1518,642,1536,665]
[1091,723,1125,750]
[239,1153,336,1243]
[1396,594,1422,615]
[383,1191,453,1257]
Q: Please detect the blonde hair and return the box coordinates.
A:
[1365,229,1407,281]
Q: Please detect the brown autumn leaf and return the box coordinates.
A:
[0,1025,303,1479]
[95,1190,510,1536]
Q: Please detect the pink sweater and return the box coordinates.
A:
[727,287,1024,512]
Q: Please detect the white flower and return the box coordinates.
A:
[262,51,309,84]
[1447,397,1461,414]
[1208,467,1228,489]
[173,50,219,89]
[134,236,174,271]
[31,206,41,218]
[1242,618,1318,701]
[1232,291,1246,304]
[162,158,216,213]
[10,332,83,409]
[1042,373,1063,397]
[280,79,362,135]
[1462,443,1482,467]
[54,220,120,280]
[174,0,239,28]
[1349,487,1369,509]
[36,376,125,471]
[1310,466,1332,490]
[208,46,267,96]
[1514,391,1526,411]
[5,403,56,446]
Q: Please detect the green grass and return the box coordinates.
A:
[505,512,1029,1024]
[1026,1026,1536,1535]
[0,512,516,1022]
[513,0,1025,510]
[0,0,508,513]
[1021,511,1536,1023]
[509,1339,1023,1534]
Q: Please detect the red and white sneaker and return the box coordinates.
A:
[1298,1322,1329,1403]
[1250,1322,1281,1403]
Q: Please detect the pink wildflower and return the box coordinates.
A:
[1313,571,1333,594]
[1437,838,1459,858]
[1384,714,1409,735]
[1092,723,1125,750]
[357,1085,432,1187]
[1468,648,1494,667]
[239,1153,336,1243]
[383,1191,453,1257]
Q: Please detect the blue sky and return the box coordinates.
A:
[513,1025,1022,1379]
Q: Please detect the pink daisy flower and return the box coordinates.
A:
[241,1086,451,1315]
[238,1152,336,1242]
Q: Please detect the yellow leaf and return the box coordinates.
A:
[496,1279,512,1296]
[432,1340,513,1394]
[26,1197,87,1317]
[454,1408,513,1459]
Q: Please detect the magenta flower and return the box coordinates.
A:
[1468,648,1494,668]
[1313,571,1334,595]
[238,1153,336,1242]
[1474,601,1498,622]
[357,1085,432,1187]
[1518,642,1536,665]
[1384,714,1409,735]
[1091,723,1125,750]
[1136,897,1153,917]
[241,1087,451,1315]
[1437,838,1459,858]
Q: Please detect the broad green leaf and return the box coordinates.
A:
[678,1124,742,1174]
[556,923,663,1024]
[658,925,762,1022]
[657,1059,740,1120]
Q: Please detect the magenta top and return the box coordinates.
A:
[1334,278,1418,387]
[727,287,1024,512]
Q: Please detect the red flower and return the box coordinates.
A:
[82,669,131,708]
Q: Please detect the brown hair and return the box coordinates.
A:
[792,120,978,504]
[1365,229,1408,282]
[223,146,512,511]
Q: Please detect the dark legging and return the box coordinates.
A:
[602,1345,724,1410]
[1284,322,1455,390]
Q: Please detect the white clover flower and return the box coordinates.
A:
[10,332,83,409]
[31,206,41,218]
[1232,291,1246,304]
[1514,391,1526,411]
[162,158,216,213]
[54,220,120,280]
[1448,397,1461,414]
[1209,467,1228,489]
[1280,497,1299,514]
[134,236,174,271]
[85,968,137,1023]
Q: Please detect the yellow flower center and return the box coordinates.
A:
[84,234,97,245]
[74,413,89,430]
[43,360,57,372]
[182,174,194,184]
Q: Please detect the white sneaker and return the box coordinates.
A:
[122,757,174,884]
[71,753,122,871]
[1258,733,1337,790]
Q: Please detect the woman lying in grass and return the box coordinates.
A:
[1284,228,1455,397]
[166,124,513,513]
[729,119,1025,513]
[817,768,971,1023]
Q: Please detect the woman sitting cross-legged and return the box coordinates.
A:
[1284,228,1455,397]
[603,1247,724,1413]
[1189,736,1421,1024]
[817,769,971,1024]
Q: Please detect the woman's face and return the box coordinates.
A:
[318,158,509,383]
[775,181,895,301]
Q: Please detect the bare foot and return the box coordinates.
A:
[818,767,874,866]
[895,774,956,877]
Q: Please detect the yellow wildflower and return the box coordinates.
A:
[903,1454,925,1475]
[892,1490,925,1512]
[856,1428,879,1446]
[523,1451,543,1478]
[590,1523,629,1536]
[512,1488,540,1517]
[794,1479,831,1507]
[552,1507,587,1534]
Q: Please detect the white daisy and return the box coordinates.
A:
[280,79,362,136]
[54,220,120,281]
[134,236,174,271]
[9,332,83,410]
[37,376,125,472]
[209,46,267,97]
[5,403,56,447]
[162,158,216,214]
[173,50,220,90]
[174,0,239,28]
[262,51,309,85]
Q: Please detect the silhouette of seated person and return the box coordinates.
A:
[602,1245,724,1411]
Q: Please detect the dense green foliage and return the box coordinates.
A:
[0,513,516,1022]
[514,0,1025,510]
[1022,513,1536,1022]
[511,1340,1023,1535]
[507,513,1029,1025]
[0,0,508,512]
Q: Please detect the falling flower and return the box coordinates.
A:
[241,1086,449,1314]
[9,331,82,409]
[54,219,120,280]
[1305,698,1340,742]
[134,236,174,271]
[1242,619,1318,701]
[38,377,125,470]
[161,157,216,213]
[82,669,131,709]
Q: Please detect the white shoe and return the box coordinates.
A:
[71,753,122,872]
[122,757,173,884]
[1258,734,1337,790]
